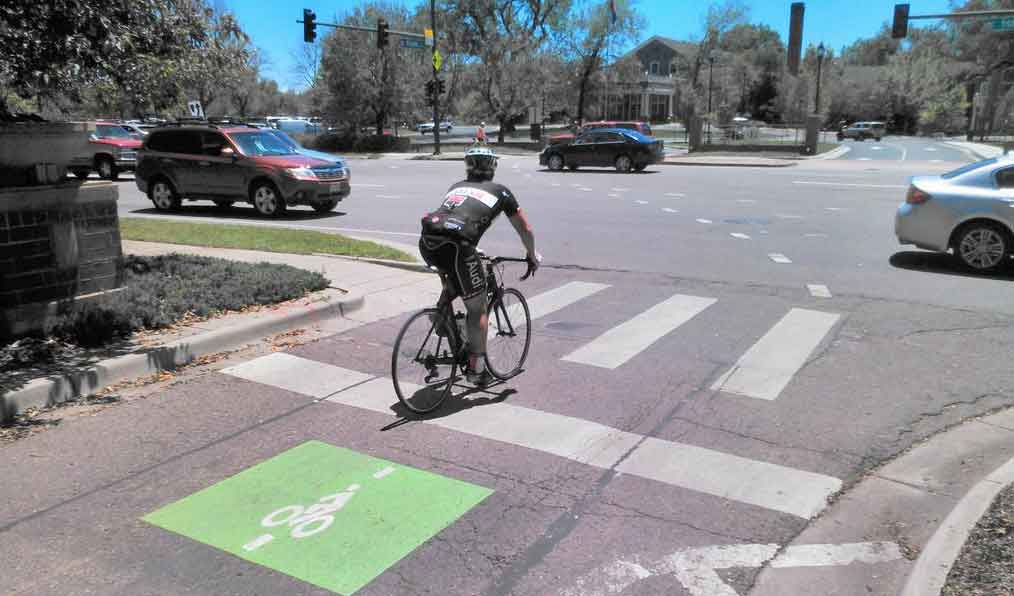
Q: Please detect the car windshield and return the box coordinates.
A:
[942,158,999,179]
[228,132,298,156]
[96,124,132,139]
[268,130,300,150]
[620,130,653,143]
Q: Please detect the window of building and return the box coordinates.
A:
[669,62,678,76]
[649,61,659,75]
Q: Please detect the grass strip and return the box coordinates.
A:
[120,218,414,262]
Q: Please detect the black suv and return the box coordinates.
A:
[135,124,350,216]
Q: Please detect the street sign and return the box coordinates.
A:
[433,49,443,71]
[424,27,434,46]
[187,100,204,119]
[401,37,426,49]
[992,16,1014,31]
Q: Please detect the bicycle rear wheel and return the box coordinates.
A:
[485,288,531,380]
[391,308,459,413]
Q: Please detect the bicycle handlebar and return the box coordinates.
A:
[479,254,537,280]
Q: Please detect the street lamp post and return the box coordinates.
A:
[814,42,825,115]
[706,54,715,144]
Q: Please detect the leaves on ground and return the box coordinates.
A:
[942,484,1014,596]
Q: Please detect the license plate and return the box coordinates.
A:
[330,183,341,194]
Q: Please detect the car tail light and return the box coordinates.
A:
[906,185,931,204]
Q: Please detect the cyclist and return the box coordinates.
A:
[419,145,540,387]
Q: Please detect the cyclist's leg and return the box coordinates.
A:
[451,242,488,373]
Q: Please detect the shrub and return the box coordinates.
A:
[308,132,410,153]
[48,255,329,348]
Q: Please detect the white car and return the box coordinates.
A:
[417,121,452,134]
[896,156,1014,272]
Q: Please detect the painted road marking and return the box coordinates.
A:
[924,147,938,152]
[608,193,621,198]
[375,194,402,199]
[563,542,902,596]
[226,358,840,518]
[665,192,685,197]
[858,157,872,160]
[389,165,401,169]
[373,466,396,479]
[804,232,828,238]
[662,208,679,213]
[931,159,943,163]
[352,183,385,188]
[696,218,712,224]
[636,200,648,205]
[580,187,593,192]
[571,183,583,187]
[223,352,370,398]
[143,442,491,595]
[711,308,840,401]
[551,182,561,187]
[792,181,906,189]
[562,294,716,369]
[825,207,843,211]
[768,253,792,263]
[775,214,802,219]
[489,281,611,340]
[730,233,750,240]
[611,187,630,192]
[871,146,883,150]
[736,199,757,204]
[807,284,832,298]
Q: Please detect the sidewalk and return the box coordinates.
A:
[749,407,1014,596]
[2,242,439,421]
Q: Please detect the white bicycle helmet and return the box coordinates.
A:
[465,144,498,180]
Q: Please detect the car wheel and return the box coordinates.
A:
[955,222,1011,273]
[251,182,286,217]
[149,179,181,211]
[313,198,339,213]
[96,156,118,180]
[614,154,633,173]
[214,200,234,209]
[547,154,564,171]
[71,169,90,180]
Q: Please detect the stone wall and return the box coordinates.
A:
[0,181,122,339]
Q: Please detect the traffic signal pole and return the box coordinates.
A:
[430,0,441,156]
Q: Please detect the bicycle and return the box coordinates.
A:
[391,251,534,414]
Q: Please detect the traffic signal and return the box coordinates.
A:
[787,2,804,76]
[437,79,446,95]
[303,8,316,43]
[377,19,389,48]
[892,4,910,39]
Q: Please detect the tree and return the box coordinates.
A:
[439,0,568,142]
[0,0,210,118]
[319,2,426,134]
[555,0,641,125]
[182,9,255,116]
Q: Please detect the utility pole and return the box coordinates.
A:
[430,0,441,155]
[707,54,715,144]
[814,42,825,115]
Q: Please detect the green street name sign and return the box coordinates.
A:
[143,442,492,594]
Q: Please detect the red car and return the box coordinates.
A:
[69,121,143,180]
[549,121,653,145]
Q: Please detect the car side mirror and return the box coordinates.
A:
[220,147,237,160]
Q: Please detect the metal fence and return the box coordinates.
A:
[697,122,837,152]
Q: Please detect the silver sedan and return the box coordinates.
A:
[895,156,1014,272]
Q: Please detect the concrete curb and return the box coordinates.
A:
[1,289,364,422]
[311,252,434,274]
[899,455,1014,596]
[942,141,1004,161]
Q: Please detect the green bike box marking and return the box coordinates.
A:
[143,441,493,594]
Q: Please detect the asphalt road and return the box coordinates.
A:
[7,149,1014,595]
[836,135,974,162]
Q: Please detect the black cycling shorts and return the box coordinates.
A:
[419,234,485,300]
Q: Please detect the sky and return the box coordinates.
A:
[220,0,957,90]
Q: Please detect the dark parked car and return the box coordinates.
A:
[540,128,664,173]
[135,124,350,216]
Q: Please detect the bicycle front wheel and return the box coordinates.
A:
[391,309,459,414]
[485,288,531,380]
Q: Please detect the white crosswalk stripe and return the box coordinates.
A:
[711,308,840,400]
[561,294,716,369]
[222,353,842,518]
[489,281,610,339]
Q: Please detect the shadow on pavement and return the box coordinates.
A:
[381,382,517,431]
[127,206,348,222]
[889,251,1014,281]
